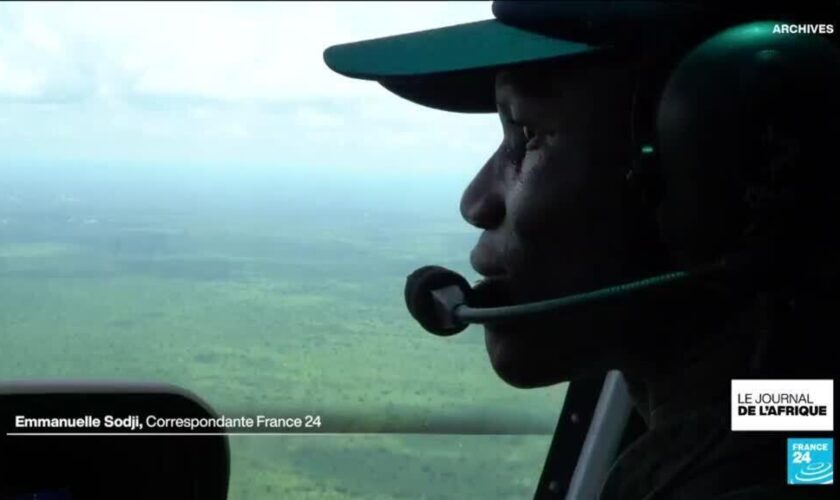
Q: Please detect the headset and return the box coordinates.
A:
[405,21,840,337]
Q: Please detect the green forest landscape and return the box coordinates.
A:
[0,163,567,499]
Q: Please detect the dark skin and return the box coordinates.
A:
[453,39,838,500]
[463,63,645,387]
[460,63,750,411]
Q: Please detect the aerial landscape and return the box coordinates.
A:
[1,162,567,499]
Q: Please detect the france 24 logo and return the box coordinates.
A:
[787,438,833,485]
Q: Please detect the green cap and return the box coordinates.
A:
[323,19,599,113]
[323,1,835,113]
[324,19,595,80]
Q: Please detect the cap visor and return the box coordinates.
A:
[324,19,599,112]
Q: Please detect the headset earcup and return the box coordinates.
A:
[655,21,840,276]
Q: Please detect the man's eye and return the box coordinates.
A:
[522,125,541,150]
[522,125,534,140]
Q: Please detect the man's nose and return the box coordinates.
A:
[460,156,505,230]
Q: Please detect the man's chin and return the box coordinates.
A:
[484,325,569,389]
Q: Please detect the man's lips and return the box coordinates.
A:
[469,232,514,309]
[469,232,507,277]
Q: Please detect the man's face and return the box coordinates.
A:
[461,64,645,387]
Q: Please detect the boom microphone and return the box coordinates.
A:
[404,261,730,336]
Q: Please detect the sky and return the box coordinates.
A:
[0,1,500,173]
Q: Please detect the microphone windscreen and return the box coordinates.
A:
[404,266,471,336]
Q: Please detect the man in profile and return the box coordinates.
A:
[325,1,839,498]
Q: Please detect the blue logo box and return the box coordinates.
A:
[787,438,833,485]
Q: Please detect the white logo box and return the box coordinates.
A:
[731,379,834,432]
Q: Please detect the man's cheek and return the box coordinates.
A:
[507,183,571,243]
[497,234,561,302]
[511,156,588,230]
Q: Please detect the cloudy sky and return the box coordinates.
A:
[0,1,499,173]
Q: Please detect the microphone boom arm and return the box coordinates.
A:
[455,269,698,324]
[405,259,729,336]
